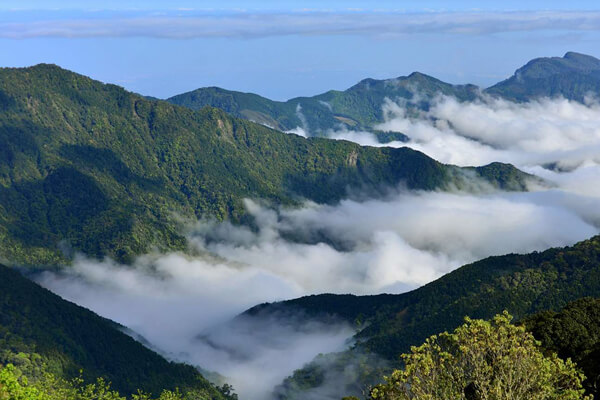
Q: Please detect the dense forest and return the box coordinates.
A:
[0,264,234,400]
[258,235,600,398]
[525,297,600,398]
[1,52,599,400]
[0,64,530,266]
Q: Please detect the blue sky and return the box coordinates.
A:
[2,1,600,99]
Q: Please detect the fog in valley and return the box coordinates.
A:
[37,95,600,400]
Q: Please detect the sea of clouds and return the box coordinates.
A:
[37,94,600,400]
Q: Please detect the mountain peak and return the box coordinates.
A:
[562,51,600,70]
[406,71,429,79]
[564,51,598,61]
[485,52,600,101]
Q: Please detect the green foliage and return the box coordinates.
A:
[267,236,600,399]
[0,64,528,265]
[0,264,231,399]
[167,73,478,133]
[524,297,600,398]
[369,312,589,400]
[0,364,48,400]
[0,363,195,400]
[273,351,388,400]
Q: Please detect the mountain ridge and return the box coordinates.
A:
[168,52,600,135]
[244,235,600,398]
[0,63,531,265]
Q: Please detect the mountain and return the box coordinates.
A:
[485,52,600,102]
[243,235,600,399]
[168,52,600,135]
[167,73,479,134]
[0,264,232,399]
[0,64,530,265]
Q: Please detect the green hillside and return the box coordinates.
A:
[0,64,529,265]
[252,235,600,399]
[168,52,600,135]
[167,73,478,134]
[525,297,600,398]
[485,52,600,102]
[0,264,232,399]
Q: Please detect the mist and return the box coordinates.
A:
[331,95,600,172]
[37,95,600,399]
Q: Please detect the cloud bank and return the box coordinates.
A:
[38,187,599,398]
[3,10,600,39]
[331,95,600,196]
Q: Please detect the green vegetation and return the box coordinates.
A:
[0,264,234,399]
[0,362,232,400]
[0,64,529,265]
[367,312,589,400]
[486,52,600,102]
[169,52,600,135]
[167,73,478,134]
[263,235,600,399]
[524,297,600,399]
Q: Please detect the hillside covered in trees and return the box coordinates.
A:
[0,64,530,266]
[0,264,234,399]
[257,235,600,399]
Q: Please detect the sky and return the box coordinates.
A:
[1,1,600,99]
[10,2,600,396]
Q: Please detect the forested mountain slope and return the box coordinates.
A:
[167,72,478,133]
[0,64,529,265]
[249,235,600,398]
[0,264,232,399]
[525,297,600,398]
[486,52,600,101]
[169,52,600,134]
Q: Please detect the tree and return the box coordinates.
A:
[369,312,591,400]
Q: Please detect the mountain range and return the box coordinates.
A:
[168,52,600,137]
[0,64,529,266]
[1,52,599,400]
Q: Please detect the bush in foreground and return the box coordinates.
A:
[363,312,590,400]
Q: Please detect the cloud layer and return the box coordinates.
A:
[37,95,600,399]
[3,10,600,39]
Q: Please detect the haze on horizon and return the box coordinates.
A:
[2,0,600,100]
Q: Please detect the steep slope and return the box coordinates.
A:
[247,235,600,398]
[167,73,478,133]
[0,264,231,399]
[0,64,529,265]
[485,52,600,102]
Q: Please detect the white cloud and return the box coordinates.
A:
[3,10,600,39]
[36,94,600,399]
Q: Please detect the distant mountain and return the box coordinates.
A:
[0,264,231,398]
[0,64,530,265]
[169,52,600,135]
[484,52,600,102]
[244,235,600,399]
[167,73,479,135]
